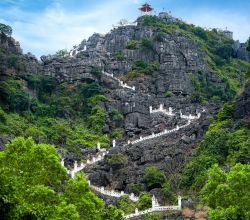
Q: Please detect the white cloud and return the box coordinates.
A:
[1,2,249,58]
[182,8,250,42]
[1,0,143,57]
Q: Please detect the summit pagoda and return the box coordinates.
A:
[139,3,153,15]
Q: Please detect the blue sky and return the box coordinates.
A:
[0,0,250,58]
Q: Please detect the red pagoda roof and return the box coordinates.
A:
[139,3,153,12]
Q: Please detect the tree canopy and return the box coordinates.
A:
[0,137,124,219]
[201,163,250,220]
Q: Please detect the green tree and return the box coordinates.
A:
[56,49,68,56]
[141,213,160,220]
[86,106,106,133]
[48,202,80,220]
[110,108,124,126]
[201,164,250,220]
[164,91,173,97]
[101,205,125,220]
[0,137,68,219]
[77,82,101,99]
[136,192,152,210]
[0,79,31,112]
[162,181,175,203]
[141,38,154,50]
[63,173,104,220]
[107,153,128,167]
[192,26,208,40]
[0,137,124,219]
[126,40,139,49]
[143,165,167,190]
[117,195,135,214]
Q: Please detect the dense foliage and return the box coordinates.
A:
[143,166,175,202]
[0,76,110,154]
[56,49,69,57]
[126,40,139,49]
[181,102,250,190]
[201,164,250,219]
[0,137,124,219]
[144,165,167,189]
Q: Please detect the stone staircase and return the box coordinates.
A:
[61,75,205,217]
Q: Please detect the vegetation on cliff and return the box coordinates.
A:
[137,15,250,103]
[0,76,110,154]
[0,14,249,219]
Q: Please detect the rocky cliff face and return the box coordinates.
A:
[234,80,250,120]
[1,15,248,197]
[39,21,225,193]
[0,32,41,80]
[41,25,211,95]
[232,41,250,61]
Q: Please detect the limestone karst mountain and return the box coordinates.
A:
[0,11,249,220]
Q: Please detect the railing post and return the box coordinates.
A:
[71,171,75,179]
[149,106,152,113]
[74,161,78,172]
[178,196,182,210]
[159,104,163,110]
[169,107,173,114]
[97,142,101,150]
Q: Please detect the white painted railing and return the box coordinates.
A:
[149,104,175,116]
[62,143,109,178]
[149,104,202,120]
[127,120,191,145]
[125,196,182,219]
[89,181,139,202]
[61,135,183,215]
[180,110,201,120]
[102,71,135,91]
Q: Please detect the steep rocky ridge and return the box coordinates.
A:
[0,32,41,80]
[1,13,249,205]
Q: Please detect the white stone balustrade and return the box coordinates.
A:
[119,81,135,91]
[102,71,114,78]
[112,139,116,148]
[125,196,181,219]
[180,111,201,120]
[89,182,139,202]
[130,121,191,145]
[102,71,135,91]
[69,150,109,178]
[149,104,175,116]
